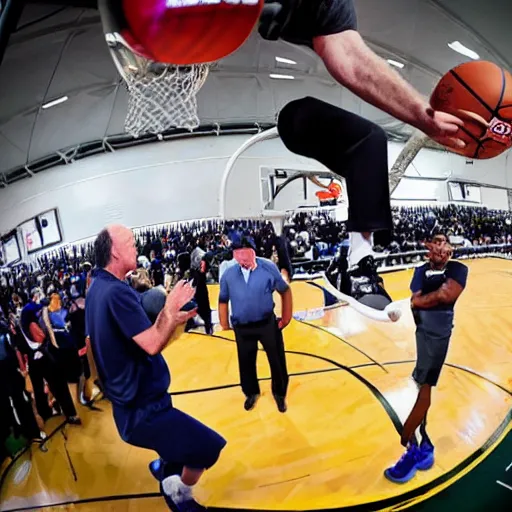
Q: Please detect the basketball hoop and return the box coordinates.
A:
[98,0,265,138]
[98,0,212,138]
[105,32,210,137]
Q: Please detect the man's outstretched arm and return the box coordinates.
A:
[313,31,465,150]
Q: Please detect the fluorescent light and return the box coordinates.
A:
[387,59,405,69]
[448,41,480,60]
[42,96,68,109]
[275,56,297,65]
[269,74,295,80]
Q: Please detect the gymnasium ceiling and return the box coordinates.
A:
[0,0,511,183]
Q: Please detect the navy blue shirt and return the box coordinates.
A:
[219,258,289,325]
[410,261,468,311]
[85,269,170,408]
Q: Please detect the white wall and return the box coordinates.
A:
[0,133,328,245]
[0,135,511,253]
[391,177,449,202]
[0,136,240,243]
[388,141,512,188]
[479,187,509,210]
[388,141,512,210]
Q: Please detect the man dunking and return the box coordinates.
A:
[259,0,467,312]
[385,234,468,483]
[86,225,226,511]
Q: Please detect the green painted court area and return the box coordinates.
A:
[415,428,512,511]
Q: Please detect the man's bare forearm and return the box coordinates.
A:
[350,51,432,131]
[153,309,179,351]
[412,278,463,310]
[280,288,293,324]
[315,32,434,133]
[135,309,179,355]
[412,291,443,309]
[218,302,230,330]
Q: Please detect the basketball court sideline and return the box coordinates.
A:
[1,258,510,512]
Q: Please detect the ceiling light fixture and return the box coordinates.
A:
[42,96,69,109]
[275,56,297,65]
[387,59,405,69]
[448,41,480,60]
[269,74,295,80]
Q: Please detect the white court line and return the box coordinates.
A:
[506,461,512,472]
[496,480,512,492]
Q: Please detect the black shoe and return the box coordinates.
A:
[324,253,401,321]
[348,255,393,311]
[33,431,48,444]
[244,394,259,411]
[325,248,351,296]
[274,395,287,413]
[67,416,82,425]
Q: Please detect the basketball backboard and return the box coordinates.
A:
[260,166,348,220]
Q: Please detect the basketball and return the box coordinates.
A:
[121,0,264,65]
[430,61,512,159]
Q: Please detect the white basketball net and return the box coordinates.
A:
[106,34,210,138]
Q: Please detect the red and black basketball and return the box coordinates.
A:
[122,0,263,65]
[430,61,512,159]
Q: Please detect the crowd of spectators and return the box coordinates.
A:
[1,203,511,464]
[1,205,511,310]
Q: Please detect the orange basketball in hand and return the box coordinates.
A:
[122,0,263,65]
[430,61,512,159]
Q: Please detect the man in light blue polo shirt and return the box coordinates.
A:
[218,232,293,413]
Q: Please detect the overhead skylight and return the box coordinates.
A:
[42,96,69,109]
[387,59,405,69]
[269,74,295,80]
[275,56,297,65]
[448,41,480,60]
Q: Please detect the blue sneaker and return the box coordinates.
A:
[150,460,184,482]
[384,444,421,483]
[149,459,165,482]
[159,481,207,511]
[417,439,435,470]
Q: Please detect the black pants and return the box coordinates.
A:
[233,316,288,398]
[115,395,227,473]
[277,96,392,234]
[186,270,213,334]
[29,351,77,421]
[0,360,40,440]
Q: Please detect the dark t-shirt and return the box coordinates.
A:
[279,0,357,48]
[410,261,468,311]
[85,269,170,408]
[151,258,164,287]
[0,321,13,362]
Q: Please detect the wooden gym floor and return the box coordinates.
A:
[1,258,511,511]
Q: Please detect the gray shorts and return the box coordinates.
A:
[412,309,454,387]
